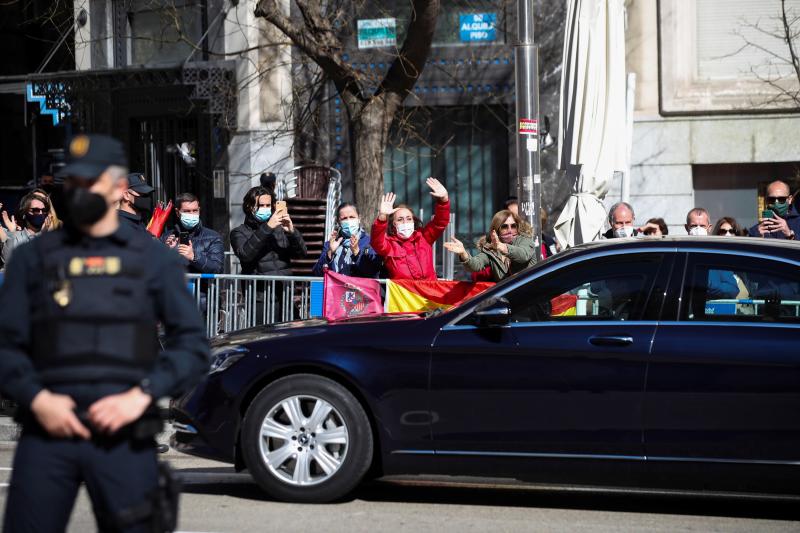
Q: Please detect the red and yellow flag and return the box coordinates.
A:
[550,293,578,317]
[385,280,494,313]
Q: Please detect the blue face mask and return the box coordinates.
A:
[180,213,200,229]
[339,219,360,238]
[254,207,271,222]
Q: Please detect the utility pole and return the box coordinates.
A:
[514,0,542,260]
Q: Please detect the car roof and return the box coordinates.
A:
[561,235,800,261]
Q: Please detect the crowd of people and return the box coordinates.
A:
[605,179,799,241]
[1,176,798,283]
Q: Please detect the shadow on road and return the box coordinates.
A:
[176,467,800,521]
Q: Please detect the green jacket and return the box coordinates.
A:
[461,234,537,281]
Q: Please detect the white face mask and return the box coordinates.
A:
[688,226,708,236]
[613,225,634,238]
[396,222,415,239]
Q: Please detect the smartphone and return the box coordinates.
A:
[762,209,775,220]
[275,200,287,212]
[179,231,190,245]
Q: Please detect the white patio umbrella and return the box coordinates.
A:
[553,0,627,249]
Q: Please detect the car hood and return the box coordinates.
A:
[209,313,424,346]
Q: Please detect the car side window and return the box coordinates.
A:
[683,254,800,323]
[503,254,665,323]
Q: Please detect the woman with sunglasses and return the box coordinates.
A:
[712,217,745,237]
[1,191,53,267]
[444,209,537,282]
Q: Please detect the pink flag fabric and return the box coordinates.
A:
[323,269,383,320]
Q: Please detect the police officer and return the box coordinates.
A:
[0,134,209,532]
[119,172,155,233]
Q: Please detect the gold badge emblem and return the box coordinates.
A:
[69,135,90,158]
[53,280,72,308]
[69,257,83,276]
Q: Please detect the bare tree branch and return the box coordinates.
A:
[377,0,441,98]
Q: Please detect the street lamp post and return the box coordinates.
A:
[514,0,542,260]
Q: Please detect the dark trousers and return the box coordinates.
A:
[4,431,158,533]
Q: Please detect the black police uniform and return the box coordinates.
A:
[0,193,208,528]
[119,173,154,234]
[118,209,149,233]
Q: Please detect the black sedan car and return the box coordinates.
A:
[172,236,800,502]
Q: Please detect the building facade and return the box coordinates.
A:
[616,0,800,234]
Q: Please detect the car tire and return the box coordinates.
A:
[241,374,373,502]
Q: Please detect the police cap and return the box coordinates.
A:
[126,172,154,195]
[57,134,128,179]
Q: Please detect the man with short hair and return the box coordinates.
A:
[685,207,712,236]
[748,180,799,240]
[162,192,224,274]
[118,172,154,233]
[0,134,208,531]
[602,201,638,238]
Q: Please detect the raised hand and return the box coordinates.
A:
[426,177,448,203]
[350,234,360,255]
[281,213,294,233]
[327,230,343,259]
[379,192,397,218]
[266,207,283,229]
[443,237,466,258]
[2,211,17,233]
[490,230,509,254]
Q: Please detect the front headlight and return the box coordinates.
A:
[209,345,249,374]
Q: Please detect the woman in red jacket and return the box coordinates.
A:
[371,177,450,280]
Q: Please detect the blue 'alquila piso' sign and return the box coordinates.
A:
[459,13,496,42]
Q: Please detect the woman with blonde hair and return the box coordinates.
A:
[444,209,537,282]
[32,188,62,230]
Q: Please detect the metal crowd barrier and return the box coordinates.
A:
[187,274,322,338]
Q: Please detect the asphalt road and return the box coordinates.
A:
[0,444,798,532]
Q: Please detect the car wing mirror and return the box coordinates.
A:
[474,297,511,327]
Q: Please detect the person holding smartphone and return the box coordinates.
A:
[748,180,800,240]
[162,192,224,274]
[312,203,382,278]
[230,187,307,276]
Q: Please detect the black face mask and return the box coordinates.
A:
[133,194,153,213]
[25,213,47,231]
[64,186,107,227]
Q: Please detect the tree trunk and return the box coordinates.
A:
[350,95,401,222]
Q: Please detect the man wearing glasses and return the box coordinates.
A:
[1,192,51,266]
[749,180,799,240]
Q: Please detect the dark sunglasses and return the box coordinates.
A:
[500,223,518,230]
[767,196,789,203]
[28,207,49,215]
[717,229,735,235]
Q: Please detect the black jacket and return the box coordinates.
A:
[0,223,209,411]
[118,210,148,234]
[161,222,224,274]
[230,215,307,275]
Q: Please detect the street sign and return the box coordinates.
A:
[459,13,496,42]
[357,18,397,49]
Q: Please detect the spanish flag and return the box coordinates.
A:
[550,293,578,316]
[385,280,494,313]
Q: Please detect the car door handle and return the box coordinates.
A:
[589,335,633,347]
